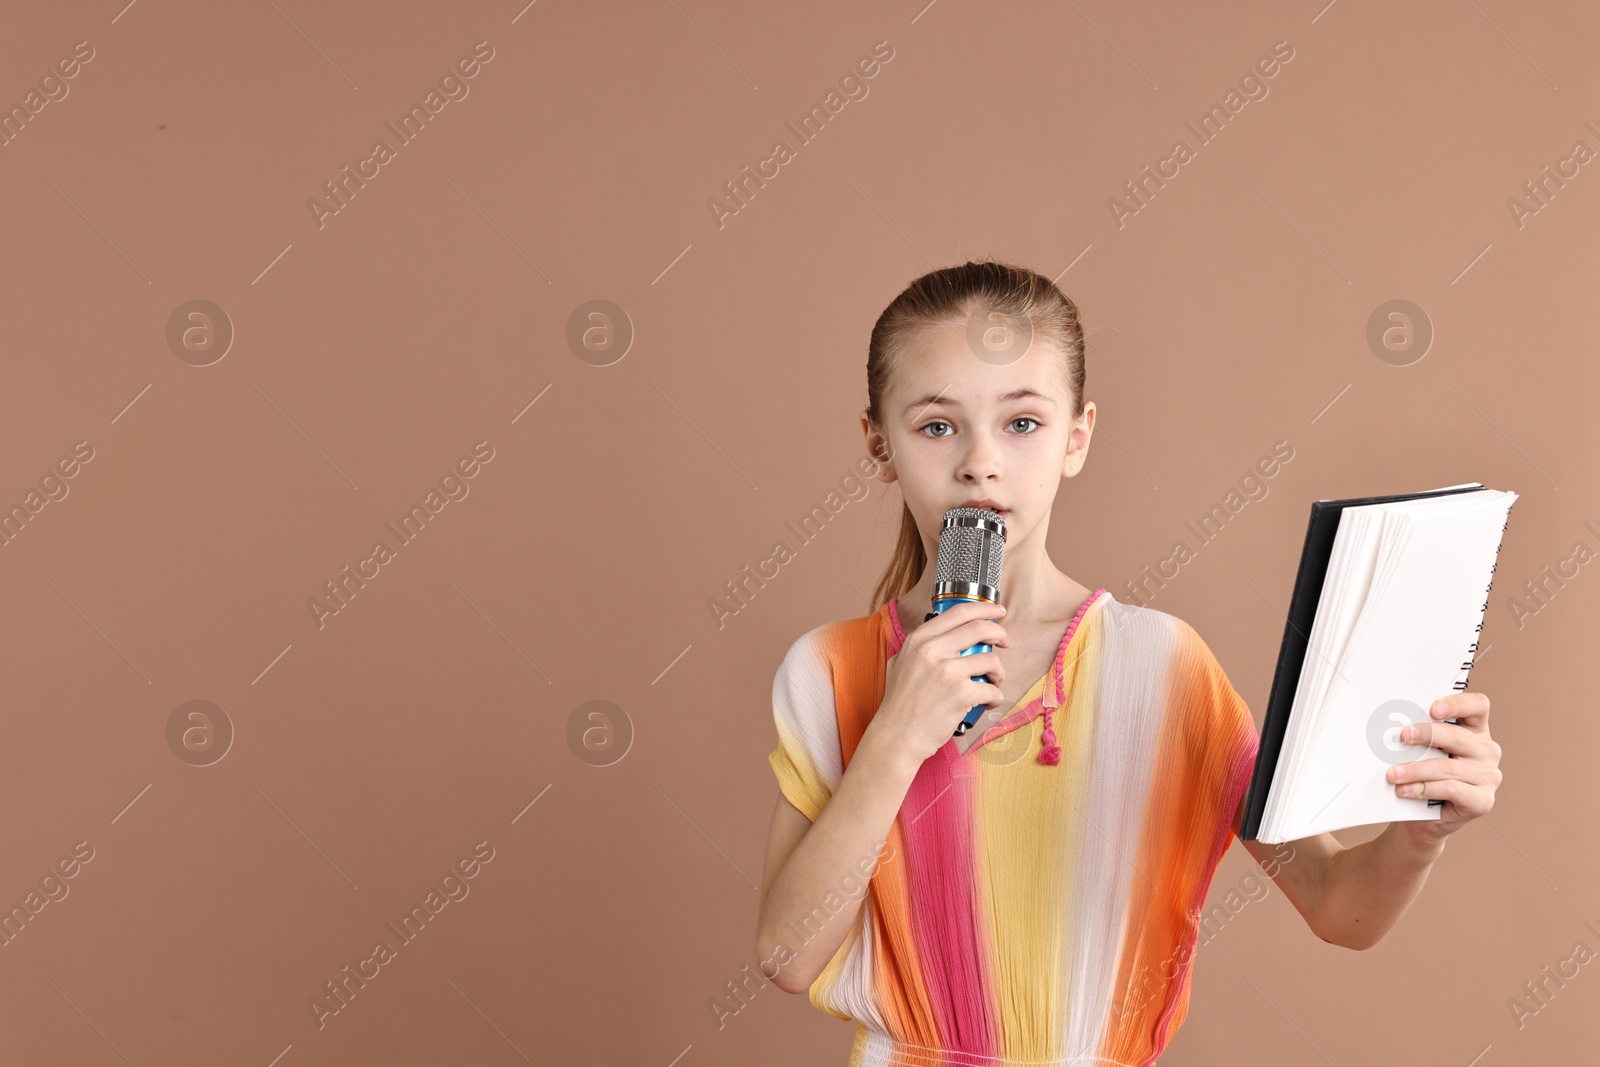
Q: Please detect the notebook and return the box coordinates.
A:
[1240,482,1518,844]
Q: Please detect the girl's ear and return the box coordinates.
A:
[860,415,898,484]
[1061,402,1096,479]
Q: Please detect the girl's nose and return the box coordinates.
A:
[958,432,1002,481]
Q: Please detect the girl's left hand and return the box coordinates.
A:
[1387,691,1502,847]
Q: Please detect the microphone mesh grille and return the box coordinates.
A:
[934,508,1005,588]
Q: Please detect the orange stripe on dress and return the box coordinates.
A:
[825,609,944,1051]
[1101,623,1259,1065]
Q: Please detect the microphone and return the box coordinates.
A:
[928,507,1007,737]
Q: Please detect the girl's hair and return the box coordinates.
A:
[866,260,1087,611]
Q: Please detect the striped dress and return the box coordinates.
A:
[766,588,1260,1067]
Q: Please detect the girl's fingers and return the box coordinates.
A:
[1396,777,1496,817]
[1426,691,1491,730]
[959,651,1004,687]
[1400,719,1502,763]
[954,621,1010,653]
[1388,755,1503,792]
[1391,693,1504,826]
[916,600,1005,639]
[921,604,1004,655]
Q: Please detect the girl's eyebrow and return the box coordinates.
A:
[900,387,1056,417]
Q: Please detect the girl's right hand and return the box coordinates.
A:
[871,600,1008,767]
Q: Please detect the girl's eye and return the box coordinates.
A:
[922,418,1035,436]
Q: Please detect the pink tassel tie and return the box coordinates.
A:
[1037,622,1065,766]
[1037,705,1061,765]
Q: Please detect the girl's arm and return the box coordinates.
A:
[1239,691,1501,950]
[757,600,1010,993]
[1239,826,1444,950]
[757,731,922,993]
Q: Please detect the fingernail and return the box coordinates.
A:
[1399,726,1412,743]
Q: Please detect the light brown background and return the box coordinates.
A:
[1,1,1595,1064]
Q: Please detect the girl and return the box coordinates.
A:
[755,261,1504,1066]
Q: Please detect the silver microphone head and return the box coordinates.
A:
[934,507,1006,603]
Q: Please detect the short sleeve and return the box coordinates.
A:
[1179,621,1261,843]
[766,627,844,823]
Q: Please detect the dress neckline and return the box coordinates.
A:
[884,587,1108,757]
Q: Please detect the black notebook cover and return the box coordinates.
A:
[1239,483,1494,842]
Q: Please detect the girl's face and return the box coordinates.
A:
[865,320,1093,561]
